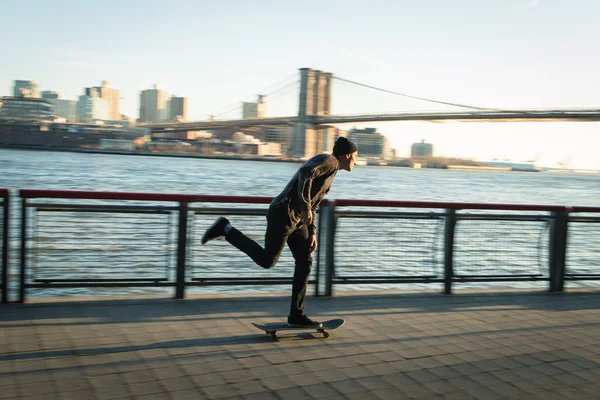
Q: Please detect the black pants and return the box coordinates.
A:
[225,205,312,317]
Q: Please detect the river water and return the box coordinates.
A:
[1,148,599,298]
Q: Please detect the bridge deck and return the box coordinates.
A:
[1,289,599,399]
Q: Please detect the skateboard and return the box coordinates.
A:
[252,318,345,339]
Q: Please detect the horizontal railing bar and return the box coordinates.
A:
[32,243,169,247]
[334,199,567,212]
[29,203,177,212]
[185,279,316,286]
[564,278,600,281]
[455,274,544,278]
[33,237,169,241]
[190,207,322,215]
[333,278,443,283]
[452,277,548,281]
[456,214,551,221]
[336,211,445,219]
[190,208,268,216]
[20,189,281,204]
[25,282,175,288]
[34,278,169,283]
[335,275,438,280]
[568,217,600,223]
[191,277,297,281]
[33,227,170,231]
[565,274,600,278]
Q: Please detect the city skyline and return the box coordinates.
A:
[1,0,600,168]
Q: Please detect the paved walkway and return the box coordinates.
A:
[1,289,600,399]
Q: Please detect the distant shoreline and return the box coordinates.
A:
[2,144,597,173]
[0,144,305,164]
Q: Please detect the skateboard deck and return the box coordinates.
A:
[252,318,345,339]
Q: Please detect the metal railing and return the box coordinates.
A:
[327,200,575,295]
[5,189,599,302]
[1,189,9,303]
[17,190,324,302]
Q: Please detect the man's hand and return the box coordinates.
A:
[301,210,313,226]
[309,234,318,255]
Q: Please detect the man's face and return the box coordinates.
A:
[342,151,358,171]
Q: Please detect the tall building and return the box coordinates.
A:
[264,126,293,155]
[41,91,59,100]
[0,96,52,119]
[87,81,120,120]
[242,95,266,119]
[347,127,391,159]
[13,80,40,98]
[51,99,78,122]
[168,96,188,121]
[77,94,109,122]
[139,84,169,123]
[411,140,434,157]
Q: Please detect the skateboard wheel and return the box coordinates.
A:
[323,332,329,338]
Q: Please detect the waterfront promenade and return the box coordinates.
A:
[1,289,599,399]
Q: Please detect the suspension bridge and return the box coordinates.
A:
[141,68,600,158]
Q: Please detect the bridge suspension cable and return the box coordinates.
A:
[333,76,492,111]
[210,73,299,119]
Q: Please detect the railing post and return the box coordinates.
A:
[175,202,189,299]
[444,209,456,295]
[324,202,336,297]
[549,210,568,292]
[19,198,27,303]
[1,193,9,304]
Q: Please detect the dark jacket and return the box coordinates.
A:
[270,153,339,235]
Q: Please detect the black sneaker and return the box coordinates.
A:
[287,314,322,327]
[201,217,230,244]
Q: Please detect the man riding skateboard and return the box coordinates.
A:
[201,136,359,326]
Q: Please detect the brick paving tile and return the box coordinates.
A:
[201,383,241,399]
[271,387,309,400]
[135,393,169,400]
[128,380,165,396]
[287,371,324,386]
[299,382,339,398]
[54,376,92,392]
[243,392,279,400]
[331,379,367,394]
[57,389,98,400]
[168,388,206,400]
[355,376,394,391]
[93,384,131,400]
[260,375,297,391]
[159,376,196,392]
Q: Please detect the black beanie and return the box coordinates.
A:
[332,137,358,156]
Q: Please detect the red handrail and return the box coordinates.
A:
[569,206,600,213]
[18,189,334,205]
[19,189,280,204]
[15,189,599,212]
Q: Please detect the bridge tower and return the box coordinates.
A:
[292,68,334,158]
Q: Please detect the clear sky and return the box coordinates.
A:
[2,0,599,168]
